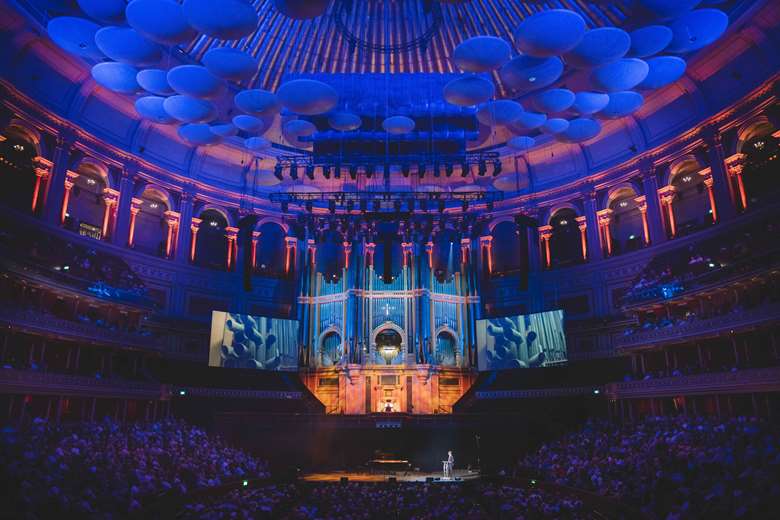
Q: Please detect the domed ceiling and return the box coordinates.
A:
[7,0,765,199]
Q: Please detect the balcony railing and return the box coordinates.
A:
[605,366,780,399]
[614,303,780,349]
[0,368,167,399]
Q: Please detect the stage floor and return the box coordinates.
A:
[301,469,480,483]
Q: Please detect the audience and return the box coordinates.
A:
[0,418,267,518]
[518,416,780,519]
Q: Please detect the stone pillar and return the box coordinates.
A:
[658,186,677,238]
[583,191,604,261]
[163,210,180,259]
[59,170,79,224]
[225,226,238,270]
[526,216,542,272]
[460,238,471,265]
[699,169,718,222]
[189,217,201,263]
[538,225,552,268]
[344,241,353,269]
[724,153,747,211]
[44,135,75,224]
[597,208,613,256]
[365,242,375,268]
[176,193,195,263]
[425,241,434,270]
[575,216,587,261]
[479,235,493,274]
[31,156,52,213]
[640,168,666,245]
[101,188,120,240]
[703,129,737,220]
[634,196,651,245]
[127,198,143,247]
[289,237,301,273]
[252,231,261,269]
[112,167,137,246]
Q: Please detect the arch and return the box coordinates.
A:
[196,203,233,227]
[735,117,776,154]
[4,119,42,156]
[434,326,458,367]
[544,202,581,225]
[135,183,174,211]
[256,216,289,234]
[370,321,407,354]
[317,326,343,367]
[603,181,640,209]
[487,215,516,233]
[665,155,705,186]
[73,156,112,189]
[434,325,460,350]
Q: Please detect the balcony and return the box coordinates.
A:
[605,366,780,399]
[0,368,167,399]
[614,303,780,349]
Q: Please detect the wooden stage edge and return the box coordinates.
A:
[301,469,480,483]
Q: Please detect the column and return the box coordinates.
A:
[703,129,737,220]
[127,198,143,247]
[657,186,677,238]
[101,188,120,239]
[112,168,137,246]
[460,238,471,265]
[225,226,238,270]
[43,135,75,224]
[344,241,353,270]
[365,242,375,268]
[634,196,651,245]
[400,242,411,268]
[426,241,434,270]
[479,235,492,274]
[583,191,604,261]
[189,217,201,263]
[724,153,747,211]
[175,192,195,263]
[699,169,718,222]
[538,225,552,268]
[525,214,542,272]
[252,231,261,269]
[163,211,180,259]
[31,156,52,213]
[288,237,301,273]
[576,216,587,261]
[640,168,666,245]
[597,209,613,256]
[60,170,79,224]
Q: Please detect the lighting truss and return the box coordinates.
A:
[270,190,504,212]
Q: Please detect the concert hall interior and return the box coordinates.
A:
[1,0,780,518]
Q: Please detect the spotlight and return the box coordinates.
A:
[323,165,331,179]
[305,201,313,213]
[273,163,283,180]
[401,164,410,178]
[349,165,358,180]
[334,164,341,179]
[492,160,502,176]
[329,199,336,213]
[478,161,487,176]
[290,163,299,180]
[445,164,454,177]
[306,164,315,180]
[418,163,426,178]
[438,199,445,213]
[281,201,288,213]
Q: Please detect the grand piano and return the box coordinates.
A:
[366,450,412,474]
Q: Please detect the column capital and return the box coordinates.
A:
[699,125,722,146]
[344,240,353,253]
[225,226,239,239]
[400,242,412,253]
[64,169,80,188]
[425,241,434,251]
[163,210,180,226]
[596,208,613,225]
[724,152,746,175]
[478,235,493,245]
[633,195,647,211]
[130,197,143,215]
[252,231,261,241]
[657,185,676,205]
[102,188,120,206]
[32,156,53,177]
[538,224,553,240]
[190,217,202,231]
[460,237,472,248]
[637,157,655,178]
[575,215,587,230]
[303,237,313,248]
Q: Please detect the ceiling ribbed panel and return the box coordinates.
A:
[184,0,632,92]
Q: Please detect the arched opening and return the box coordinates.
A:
[549,208,582,267]
[66,164,107,238]
[741,133,779,207]
[375,328,403,365]
[320,330,342,367]
[0,130,37,212]
[492,220,526,275]
[435,330,457,366]
[608,189,643,255]
[670,161,712,236]
[133,187,169,257]
[195,209,228,270]
[256,222,287,278]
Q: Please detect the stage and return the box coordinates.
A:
[300,469,480,483]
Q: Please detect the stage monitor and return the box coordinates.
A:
[209,311,299,371]
[476,310,567,371]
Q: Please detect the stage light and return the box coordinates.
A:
[329,199,336,213]
[290,163,299,180]
[445,164,454,177]
[478,161,487,176]
[305,201,313,212]
[492,160,502,176]
[401,164,410,177]
[242,480,249,487]
[593,389,600,395]
[273,163,283,180]
[306,164,315,180]
[179,390,186,396]
[349,165,358,180]
[323,165,331,179]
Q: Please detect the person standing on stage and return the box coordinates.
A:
[446,450,454,479]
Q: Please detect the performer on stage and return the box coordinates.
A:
[443,450,454,479]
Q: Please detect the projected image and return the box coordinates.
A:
[209,311,299,371]
[477,310,567,371]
